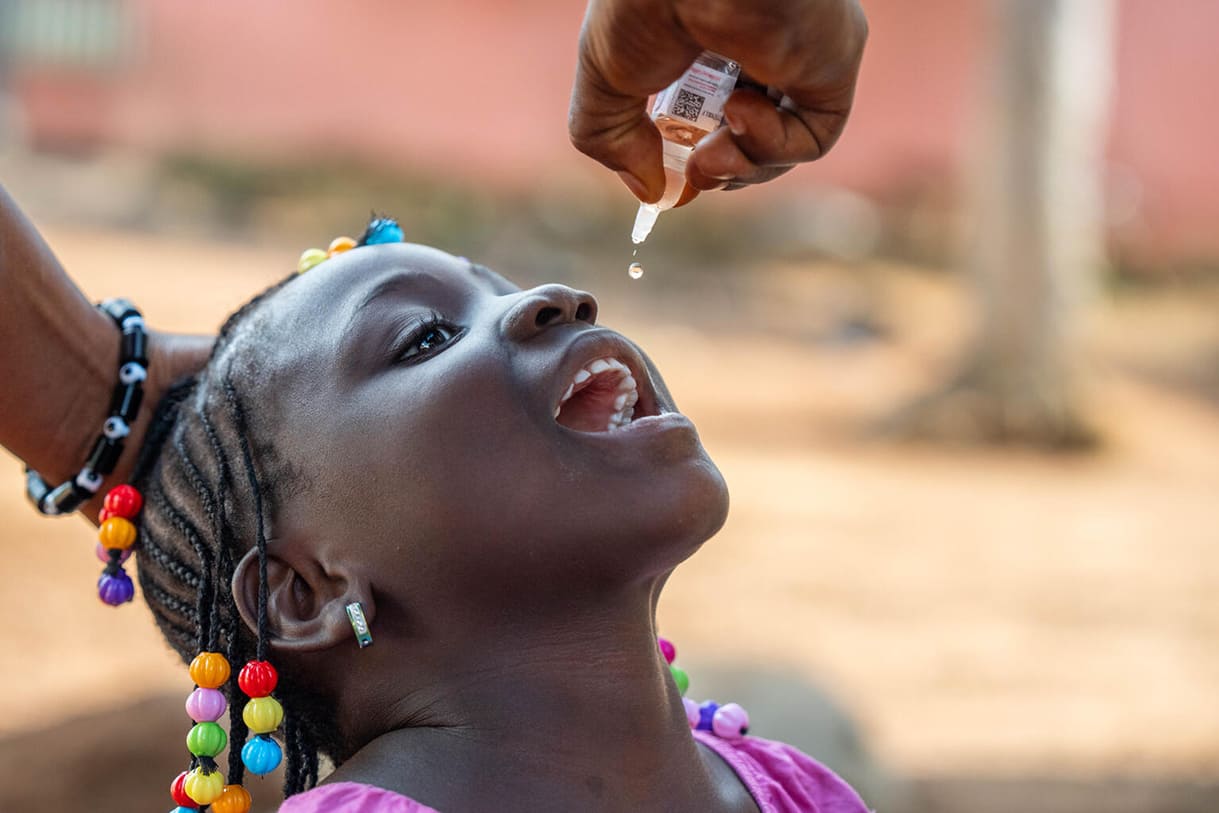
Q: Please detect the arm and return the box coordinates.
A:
[569,0,868,203]
[0,185,212,523]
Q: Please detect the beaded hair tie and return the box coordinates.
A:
[659,636,751,740]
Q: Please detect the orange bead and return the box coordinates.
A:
[98,517,137,550]
[327,236,357,256]
[189,651,231,689]
[212,784,253,813]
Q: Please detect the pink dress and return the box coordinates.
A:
[278,731,870,812]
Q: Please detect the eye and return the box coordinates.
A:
[397,318,461,363]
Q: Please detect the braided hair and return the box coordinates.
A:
[130,272,335,798]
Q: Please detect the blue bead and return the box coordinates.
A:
[363,217,404,245]
[696,701,719,732]
[170,807,198,812]
[242,734,283,775]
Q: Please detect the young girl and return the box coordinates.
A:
[19,215,871,812]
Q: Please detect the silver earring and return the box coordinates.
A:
[345,602,373,648]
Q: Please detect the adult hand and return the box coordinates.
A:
[569,0,867,205]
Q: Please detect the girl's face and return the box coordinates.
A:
[244,244,728,618]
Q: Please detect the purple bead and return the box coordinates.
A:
[97,570,135,606]
[186,687,227,722]
[94,542,133,565]
[696,700,719,732]
[683,697,700,728]
[657,637,676,664]
[711,702,750,739]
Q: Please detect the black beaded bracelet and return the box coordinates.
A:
[24,298,149,516]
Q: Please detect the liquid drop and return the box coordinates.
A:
[628,262,644,280]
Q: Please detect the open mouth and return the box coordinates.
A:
[553,356,646,432]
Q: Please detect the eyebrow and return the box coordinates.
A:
[344,272,430,337]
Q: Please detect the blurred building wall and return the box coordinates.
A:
[5,0,1218,263]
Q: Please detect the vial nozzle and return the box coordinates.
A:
[632,205,661,244]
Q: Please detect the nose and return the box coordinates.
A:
[501,284,598,341]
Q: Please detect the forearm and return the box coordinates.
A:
[0,184,116,490]
[0,185,213,523]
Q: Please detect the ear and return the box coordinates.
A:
[232,542,373,653]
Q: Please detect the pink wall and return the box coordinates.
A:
[14,0,1219,262]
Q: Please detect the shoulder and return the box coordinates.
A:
[694,730,872,813]
[278,781,441,813]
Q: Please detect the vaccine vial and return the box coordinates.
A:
[631,51,740,244]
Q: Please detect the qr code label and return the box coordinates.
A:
[671,88,706,122]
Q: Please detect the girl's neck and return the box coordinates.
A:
[331,583,756,812]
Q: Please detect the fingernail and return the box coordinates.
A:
[723,109,745,137]
[616,171,654,203]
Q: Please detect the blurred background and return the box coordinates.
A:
[1,1,1217,811]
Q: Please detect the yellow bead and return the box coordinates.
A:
[189,651,231,689]
[185,767,224,806]
[327,236,357,256]
[212,784,252,813]
[98,516,137,550]
[297,248,328,273]
[242,695,284,734]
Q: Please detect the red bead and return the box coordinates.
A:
[98,506,113,523]
[238,660,278,698]
[171,771,194,807]
[104,484,143,518]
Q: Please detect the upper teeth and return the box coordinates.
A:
[555,356,639,431]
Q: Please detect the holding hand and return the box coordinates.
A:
[569,0,867,204]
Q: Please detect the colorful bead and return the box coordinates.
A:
[171,807,199,813]
[712,702,750,739]
[98,516,137,550]
[297,248,328,273]
[98,506,113,523]
[184,766,224,805]
[362,217,404,245]
[670,664,689,695]
[189,652,231,689]
[211,784,252,813]
[185,687,227,722]
[103,484,143,518]
[238,660,278,697]
[94,542,133,564]
[243,695,284,733]
[327,236,357,256]
[186,721,228,757]
[98,570,135,605]
[658,636,676,664]
[696,700,719,732]
[171,770,194,807]
[683,696,700,728]
[242,735,283,775]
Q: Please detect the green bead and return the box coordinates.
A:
[186,721,228,757]
[670,665,689,695]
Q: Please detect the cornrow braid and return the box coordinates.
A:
[130,270,343,802]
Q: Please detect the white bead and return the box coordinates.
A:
[120,314,145,330]
[103,416,130,440]
[75,469,104,493]
[119,362,147,385]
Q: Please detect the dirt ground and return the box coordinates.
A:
[1,227,1217,805]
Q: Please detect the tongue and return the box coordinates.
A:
[556,380,621,433]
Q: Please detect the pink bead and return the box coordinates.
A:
[94,542,133,565]
[186,687,227,722]
[711,702,750,739]
[683,697,700,728]
[658,637,676,664]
